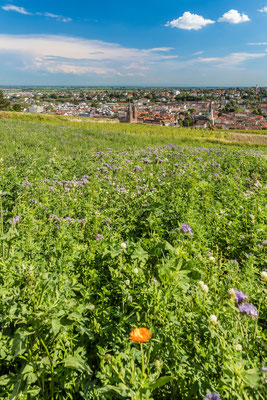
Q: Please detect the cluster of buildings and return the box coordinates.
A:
[2,87,267,130]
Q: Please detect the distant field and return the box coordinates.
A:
[0,114,266,399]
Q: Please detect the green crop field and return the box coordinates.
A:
[0,114,266,400]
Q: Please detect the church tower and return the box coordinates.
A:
[208,101,214,126]
[126,103,137,123]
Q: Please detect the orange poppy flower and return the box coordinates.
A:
[129,327,151,343]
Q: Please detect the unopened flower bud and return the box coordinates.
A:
[121,242,127,250]
[209,315,218,326]
[261,271,267,282]
[201,284,209,294]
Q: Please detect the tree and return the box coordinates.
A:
[0,90,10,110]
[12,103,22,112]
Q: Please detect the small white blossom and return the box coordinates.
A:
[198,281,205,288]
[235,344,242,351]
[261,271,267,282]
[209,256,215,262]
[209,315,218,326]
[201,284,209,294]
[121,242,127,250]
[125,279,130,286]
[133,268,139,274]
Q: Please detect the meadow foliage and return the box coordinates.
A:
[0,116,266,399]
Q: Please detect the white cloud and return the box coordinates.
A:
[218,9,250,24]
[39,12,72,23]
[258,7,267,13]
[2,4,31,15]
[0,34,177,75]
[248,42,267,45]
[197,52,265,67]
[166,11,215,30]
[2,4,71,22]
[193,51,204,55]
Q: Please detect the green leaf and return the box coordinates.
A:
[149,376,173,389]
[51,318,61,335]
[12,331,26,358]
[0,375,9,385]
[63,356,91,375]
[132,244,148,262]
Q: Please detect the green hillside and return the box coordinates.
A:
[0,114,266,399]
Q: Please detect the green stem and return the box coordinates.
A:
[140,343,145,377]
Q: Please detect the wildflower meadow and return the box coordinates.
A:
[0,115,266,399]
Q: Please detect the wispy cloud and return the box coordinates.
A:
[193,51,204,55]
[37,12,72,23]
[0,34,177,76]
[248,42,267,45]
[166,11,215,30]
[197,52,265,67]
[2,4,31,15]
[2,4,71,22]
[258,7,267,13]
[218,9,250,24]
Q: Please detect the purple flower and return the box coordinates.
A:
[22,181,32,187]
[95,234,104,241]
[204,393,220,400]
[105,218,111,224]
[234,290,249,304]
[180,224,193,236]
[238,303,258,318]
[10,216,21,225]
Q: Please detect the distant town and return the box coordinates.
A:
[1,87,267,130]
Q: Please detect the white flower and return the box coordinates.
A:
[209,256,215,262]
[127,295,133,303]
[209,315,218,326]
[198,281,205,288]
[235,344,242,351]
[133,268,139,274]
[201,284,209,294]
[228,288,236,298]
[125,279,130,286]
[121,242,127,250]
[261,271,267,282]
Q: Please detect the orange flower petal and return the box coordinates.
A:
[129,327,151,343]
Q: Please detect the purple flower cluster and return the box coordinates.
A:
[234,290,249,304]
[141,158,152,164]
[22,180,32,187]
[238,303,258,318]
[180,224,193,237]
[232,290,258,318]
[9,216,21,225]
[134,166,143,172]
[204,393,220,400]
[50,214,86,224]
[95,234,104,241]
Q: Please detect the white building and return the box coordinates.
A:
[28,105,44,113]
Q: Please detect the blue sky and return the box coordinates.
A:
[0,1,267,86]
